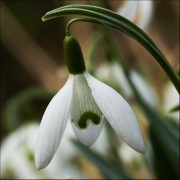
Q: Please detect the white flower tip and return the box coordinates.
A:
[35,150,51,170]
[35,159,48,170]
[35,157,45,170]
[136,143,146,154]
[36,164,43,171]
[35,159,43,170]
[131,139,146,154]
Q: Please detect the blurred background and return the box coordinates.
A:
[1,0,179,179]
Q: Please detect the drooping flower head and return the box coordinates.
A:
[35,35,145,170]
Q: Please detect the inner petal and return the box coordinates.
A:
[70,74,102,129]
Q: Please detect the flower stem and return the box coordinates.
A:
[66,18,102,37]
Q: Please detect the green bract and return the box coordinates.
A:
[42,4,179,94]
[64,35,86,74]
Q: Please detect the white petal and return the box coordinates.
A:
[71,115,104,146]
[35,75,74,170]
[84,71,145,153]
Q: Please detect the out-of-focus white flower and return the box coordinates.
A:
[129,70,157,108]
[96,62,158,108]
[163,82,180,122]
[95,1,156,107]
[1,123,42,179]
[117,0,153,30]
[118,142,155,179]
[1,123,84,179]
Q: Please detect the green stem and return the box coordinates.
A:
[66,18,102,36]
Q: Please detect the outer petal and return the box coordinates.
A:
[71,115,104,146]
[84,72,145,153]
[35,75,74,170]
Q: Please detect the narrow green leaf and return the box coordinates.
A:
[42,5,179,94]
[3,87,55,132]
[126,73,179,178]
[149,115,179,178]
[71,139,131,179]
[149,125,178,179]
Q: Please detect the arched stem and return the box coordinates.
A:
[66,18,102,36]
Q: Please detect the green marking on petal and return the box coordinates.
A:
[77,111,100,129]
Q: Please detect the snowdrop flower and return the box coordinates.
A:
[35,35,145,170]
